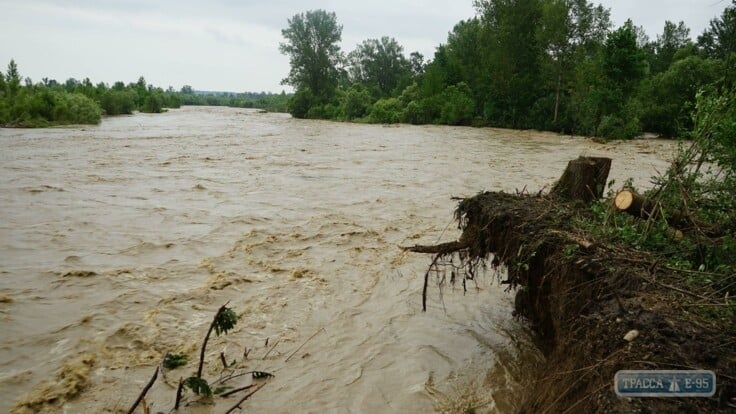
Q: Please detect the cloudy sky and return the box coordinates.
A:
[0,0,730,93]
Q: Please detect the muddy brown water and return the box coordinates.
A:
[0,107,675,413]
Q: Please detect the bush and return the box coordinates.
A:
[100,90,137,115]
[439,83,474,125]
[342,86,372,120]
[141,92,164,113]
[401,100,430,124]
[289,88,314,118]
[369,97,402,123]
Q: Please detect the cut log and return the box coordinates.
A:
[614,190,685,224]
[551,157,612,203]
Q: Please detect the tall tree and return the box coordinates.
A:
[347,36,411,97]
[6,59,21,99]
[650,20,691,74]
[279,10,343,105]
[538,0,610,125]
[475,0,544,127]
[698,1,736,84]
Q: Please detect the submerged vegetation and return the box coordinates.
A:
[281,1,736,140]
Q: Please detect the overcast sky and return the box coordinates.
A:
[0,1,730,93]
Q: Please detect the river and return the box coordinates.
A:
[0,106,675,413]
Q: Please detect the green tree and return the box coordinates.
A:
[639,56,722,136]
[439,82,475,125]
[537,0,610,127]
[698,1,736,84]
[475,0,544,127]
[650,21,691,74]
[280,9,343,112]
[6,59,21,99]
[347,36,412,98]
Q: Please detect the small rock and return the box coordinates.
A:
[624,329,640,342]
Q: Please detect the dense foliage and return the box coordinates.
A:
[281,1,736,139]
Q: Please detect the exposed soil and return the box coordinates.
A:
[408,189,736,413]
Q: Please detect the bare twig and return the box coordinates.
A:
[423,254,442,311]
[127,366,158,414]
[286,328,325,362]
[224,383,266,414]
[174,377,184,410]
[220,384,256,398]
[263,339,280,359]
[220,352,229,369]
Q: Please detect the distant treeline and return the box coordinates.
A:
[0,61,290,128]
[280,1,736,138]
[178,86,290,113]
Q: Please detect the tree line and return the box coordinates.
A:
[178,86,290,113]
[0,61,290,128]
[280,0,736,139]
[0,60,184,127]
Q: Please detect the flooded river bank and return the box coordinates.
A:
[0,107,675,413]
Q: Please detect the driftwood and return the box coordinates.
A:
[551,157,611,203]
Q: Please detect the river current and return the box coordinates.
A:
[0,106,675,413]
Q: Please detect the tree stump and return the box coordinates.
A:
[551,156,612,203]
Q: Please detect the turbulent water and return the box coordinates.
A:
[0,107,675,413]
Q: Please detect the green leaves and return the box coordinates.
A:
[213,306,238,336]
[163,353,188,369]
[184,376,212,397]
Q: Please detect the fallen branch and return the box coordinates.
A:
[263,339,280,359]
[220,384,256,398]
[224,383,266,414]
[423,254,441,312]
[174,377,184,410]
[400,240,468,255]
[127,366,159,414]
[285,328,324,362]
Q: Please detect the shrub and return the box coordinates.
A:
[369,97,402,123]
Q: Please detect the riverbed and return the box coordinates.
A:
[0,107,676,413]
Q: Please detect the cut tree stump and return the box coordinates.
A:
[551,156,612,203]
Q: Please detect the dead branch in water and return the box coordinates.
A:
[174,377,184,410]
[423,254,442,312]
[224,383,266,414]
[286,328,325,362]
[220,383,256,398]
[401,240,468,255]
[127,366,158,414]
